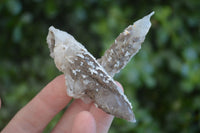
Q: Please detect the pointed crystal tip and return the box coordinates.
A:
[128,112,136,123]
[131,118,137,123]
[149,11,155,17]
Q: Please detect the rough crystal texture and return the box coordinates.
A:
[47,26,135,122]
[46,12,154,123]
[98,12,154,77]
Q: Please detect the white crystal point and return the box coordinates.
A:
[149,11,155,17]
[131,11,154,37]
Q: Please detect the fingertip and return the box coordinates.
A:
[50,74,65,90]
[40,74,70,103]
[55,74,65,82]
[72,111,96,133]
[115,81,124,92]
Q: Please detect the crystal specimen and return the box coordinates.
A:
[98,11,154,77]
[47,12,154,122]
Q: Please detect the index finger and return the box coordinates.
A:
[2,75,72,133]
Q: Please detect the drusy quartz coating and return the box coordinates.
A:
[47,12,154,122]
[98,11,154,77]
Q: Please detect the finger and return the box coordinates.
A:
[51,99,92,133]
[89,104,114,133]
[2,75,72,133]
[115,81,124,92]
[89,81,124,133]
[52,81,124,133]
[71,111,96,133]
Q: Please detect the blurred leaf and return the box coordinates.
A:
[44,0,58,18]
[6,0,22,15]
[12,25,22,43]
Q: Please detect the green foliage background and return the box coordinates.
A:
[0,0,200,132]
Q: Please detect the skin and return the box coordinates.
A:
[1,75,124,133]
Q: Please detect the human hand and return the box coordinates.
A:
[1,75,123,133]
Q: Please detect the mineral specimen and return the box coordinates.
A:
[47,12,154,122]
[98,12,154,77]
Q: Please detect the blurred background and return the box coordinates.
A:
[0,0,200,132]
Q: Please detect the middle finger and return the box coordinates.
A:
[51,99,92,133]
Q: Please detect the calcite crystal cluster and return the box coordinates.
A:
[47,12,154,122]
